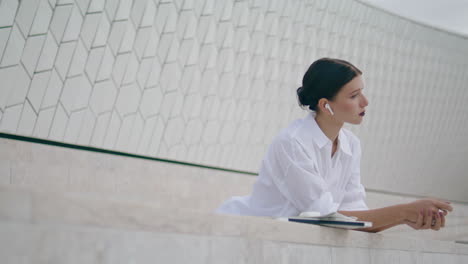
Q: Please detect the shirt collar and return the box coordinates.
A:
[295,112,352,157]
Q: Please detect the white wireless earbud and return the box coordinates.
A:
[325,104,334,115]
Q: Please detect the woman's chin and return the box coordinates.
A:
[347,117,363,125]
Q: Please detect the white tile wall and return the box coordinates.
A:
[181,93,202,120]
[118,22,136,54]
[107,20,127,55]
[90,17,108,48]
[76,108,96,145]
[136,115,157,154]
[29,1,52,36]
[33,107,55,138]
[63,108,86,142]
[154,2,178,34]
[57,0,74,5]
[60,75,92,114]
[0,104,23,133]
[75,0,91,15]
[96,46,114,81]
[16,100,37,135]
[0,0,18,28]
[115,113,135,150]
[142,27,159,58]
[1,64,31,108]
[48,103,69,141]
[0,24,26,67]
[127,112,144,153]
[115,83,141,116]
[90,111,111,147]
[159,62,181,92]
[68,39,88,77]
[133,27,151,60]
[21,35,46,76]
[158,91,177,122]
[0,27,11,61]
[80,13,101,50]
[145,56,161,87]
[27,71,52,113]
[88,0,105,13]
[85,46,105,82]
[1,0,468,202]
[102,110,121,149]
[148,115,164,156]
[111,52,130,86]
[0,66,14,110]
[15,0,42,36]
[89,79,117,114]
[139,87,162,118]
[54,41,77,80]
[121,53,138,85]
[40,69,63,109]
[163,117,184,148]
[36,32,58,72]
[49,4,74,43]
[62,5,83,42]
[48,0,57,10]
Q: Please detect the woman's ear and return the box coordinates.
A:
[317,98,327,113]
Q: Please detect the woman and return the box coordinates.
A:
[217,58,453,232]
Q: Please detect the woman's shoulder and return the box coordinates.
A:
[269,130,298,152]
[268,119,318,159]
[273,118,306,143]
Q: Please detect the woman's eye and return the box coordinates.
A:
[351,94,358,98]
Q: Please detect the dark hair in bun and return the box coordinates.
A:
[297,58,362,111]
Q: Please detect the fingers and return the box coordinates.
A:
[431,211,442,231]
[415,209,424,228]
[422,209,432,229]
[433,200,453,212]
[407,208,448,231]
[440,212,446,228]
[408,209,428,230]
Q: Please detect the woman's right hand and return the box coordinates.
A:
[404,198,453,223]
[404,208,446,230]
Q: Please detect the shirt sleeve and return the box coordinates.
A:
[267,137,340,216]
[338,137,369,211]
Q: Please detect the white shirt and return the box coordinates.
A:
[216,111,368,217]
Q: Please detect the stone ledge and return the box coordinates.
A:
[1,186,467,255]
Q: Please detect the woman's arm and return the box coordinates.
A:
[338,198,453,233]
[360,222,402,233]
[339,204,407,233]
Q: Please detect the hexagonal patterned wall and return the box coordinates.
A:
[1,0,467,201]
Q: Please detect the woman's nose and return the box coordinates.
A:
[362,94,369,107]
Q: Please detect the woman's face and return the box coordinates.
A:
[329,75,369,125]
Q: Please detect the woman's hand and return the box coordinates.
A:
[339,198,452,233]
[404,198,452,223]
[404,208,446,231]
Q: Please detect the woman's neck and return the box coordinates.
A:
[314,113,344,145]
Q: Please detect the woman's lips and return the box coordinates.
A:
[359,111,365,116]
